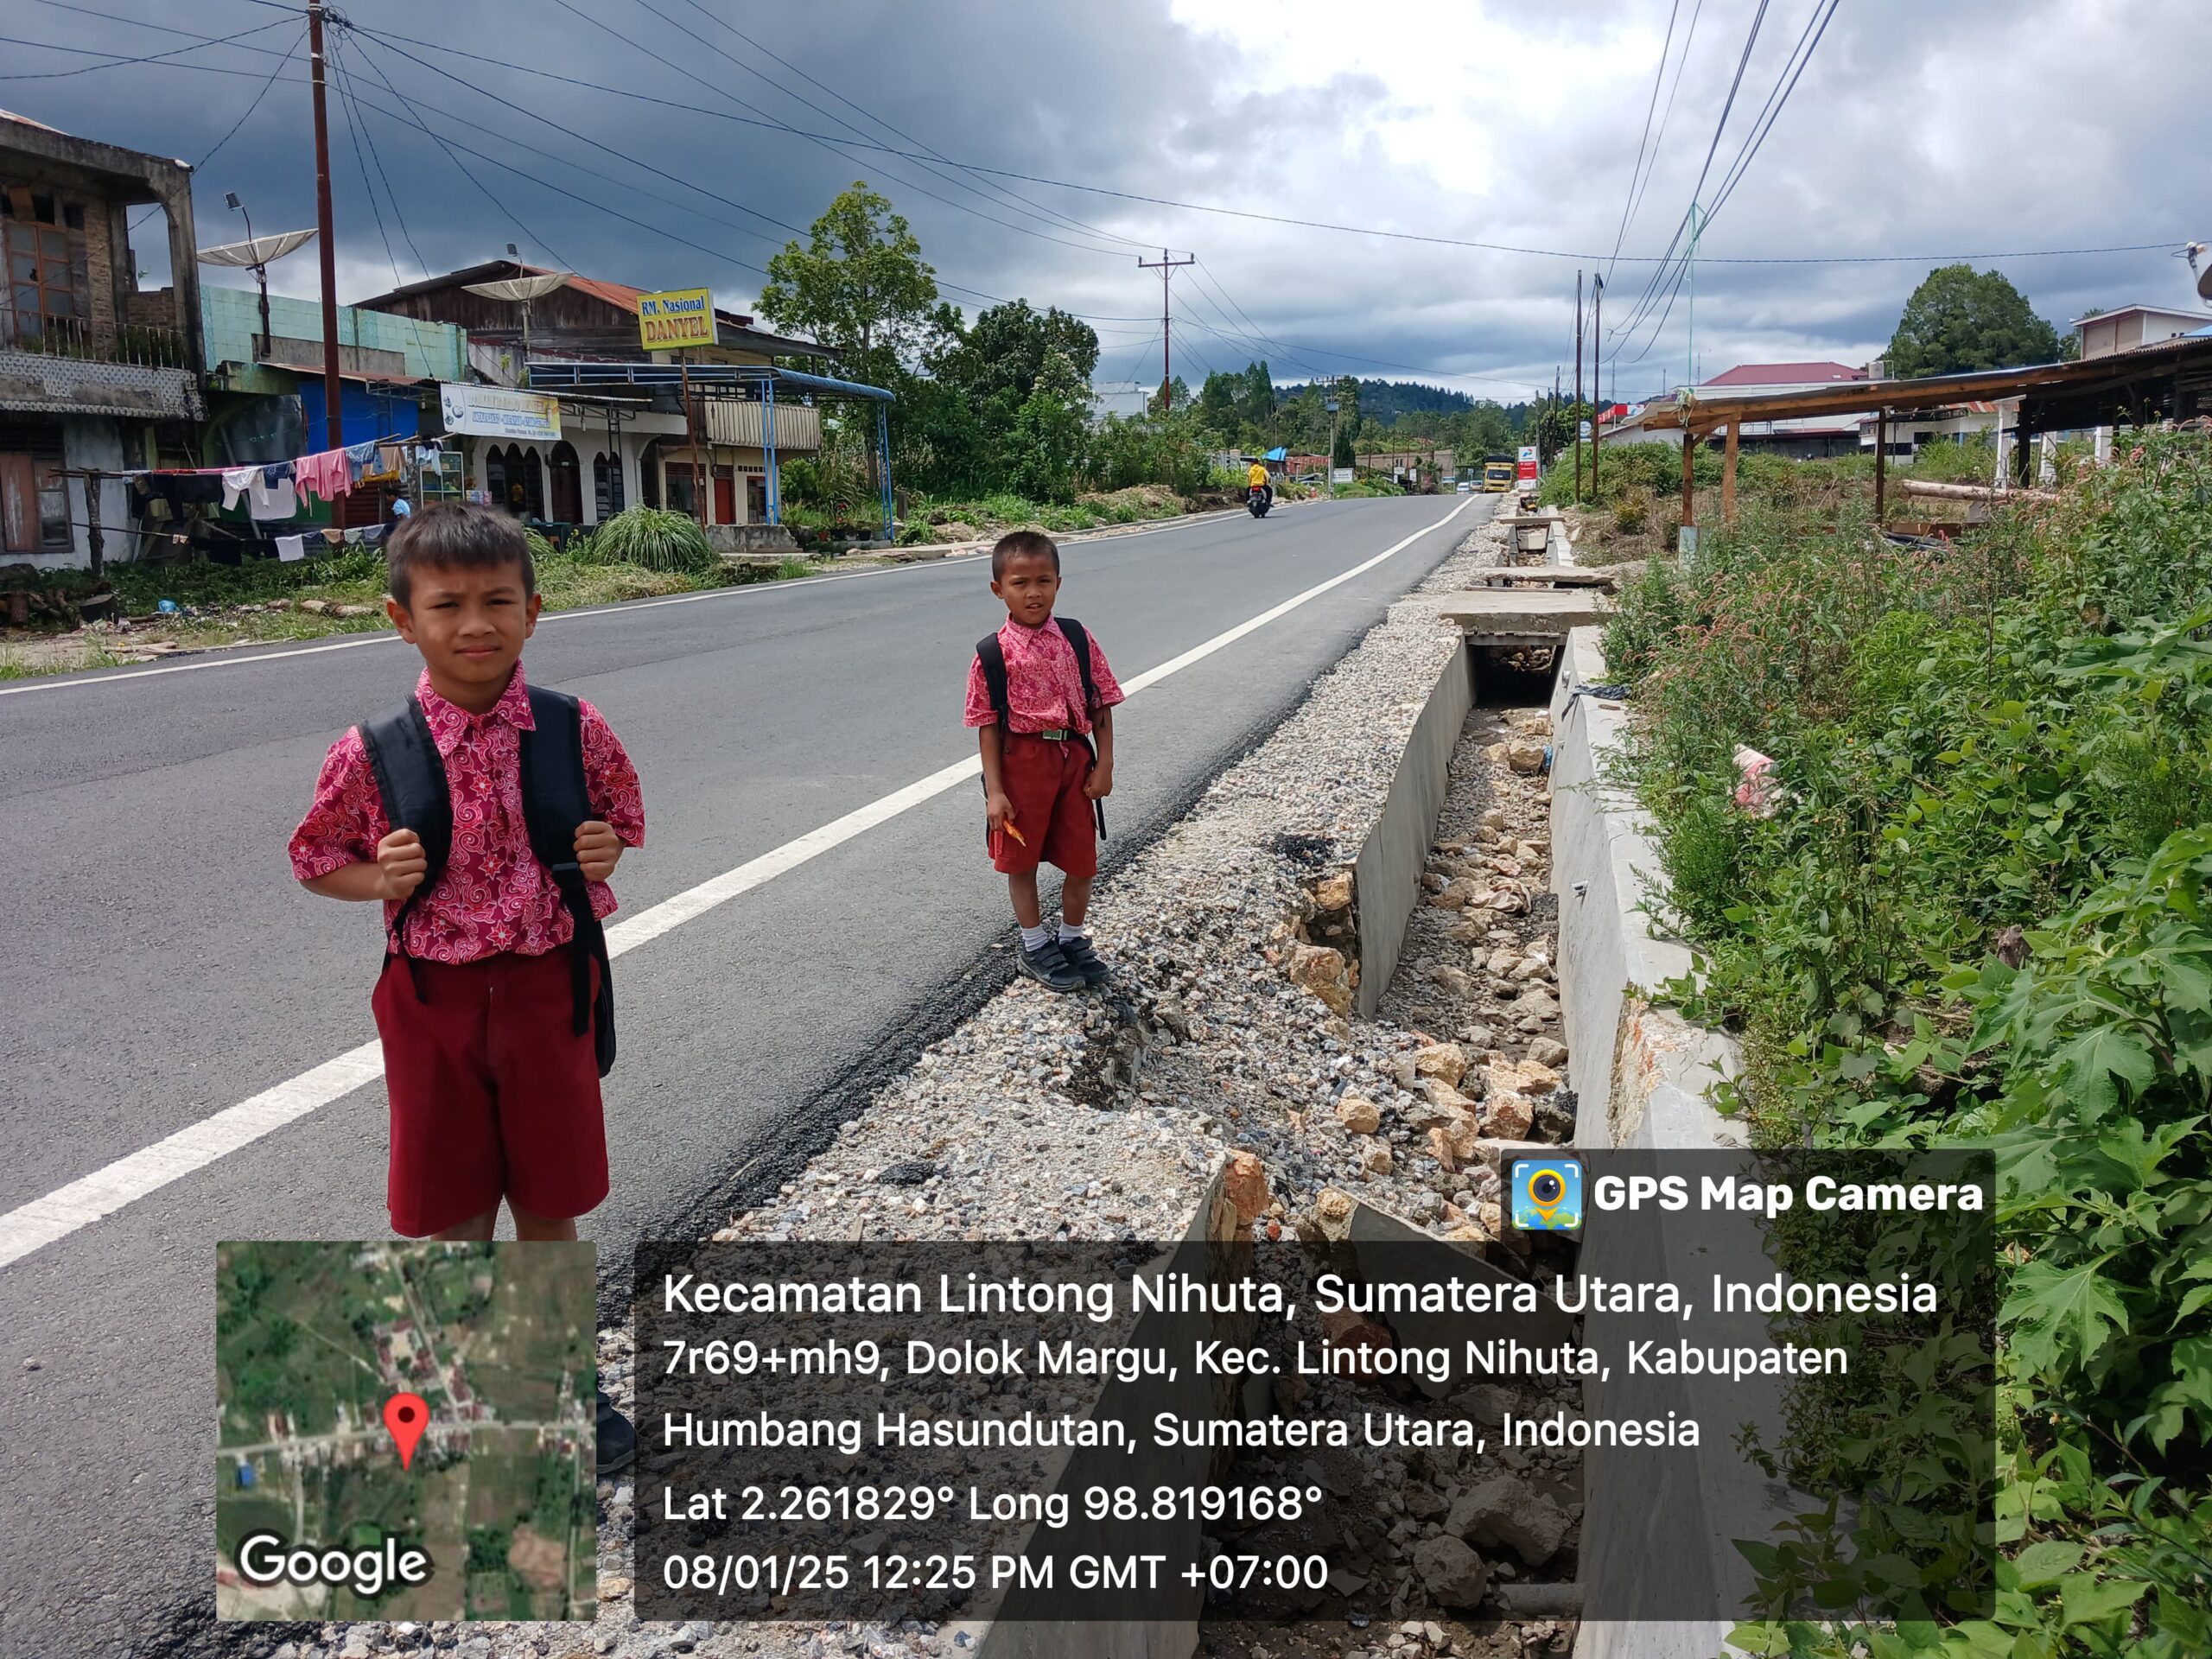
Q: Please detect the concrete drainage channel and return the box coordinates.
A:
[305,506,1681,1659]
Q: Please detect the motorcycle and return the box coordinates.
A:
[1246,483,1271,518]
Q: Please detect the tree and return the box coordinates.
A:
[938,300,1098,403]
[757,183,945,382]
[1885,264,2063,378]
[1005,348,1090,503]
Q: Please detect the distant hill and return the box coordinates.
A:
[1281,378,1479,420]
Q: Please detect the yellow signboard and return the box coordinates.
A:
[637,287,716,351]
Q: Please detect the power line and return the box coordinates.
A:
[546,0,1140,261]
[0,14,2184,276]
[1617,0,1841,367]
[1608,0,1683,281]
[340,34,577,272]
[664,0,1160,257]
[0,16,291,79]
[658,0,1160,258]
[126,19,307,232]
[1611,0,1774,348]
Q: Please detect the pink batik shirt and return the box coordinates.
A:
[962,616,1125,734]
[289,664,645,964]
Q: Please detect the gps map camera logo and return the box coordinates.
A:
[1512,1158,1584,1230]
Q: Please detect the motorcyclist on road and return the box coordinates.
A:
[1246,458,1272,511]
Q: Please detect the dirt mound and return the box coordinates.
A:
[1076,484,1185,517]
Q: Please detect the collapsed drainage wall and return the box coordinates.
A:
[1352,639,1475,1015]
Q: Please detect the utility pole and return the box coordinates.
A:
[1684,200,1700,397]
[307,0,344,448]
[1591,275,1603,502]
[1137,249,1194,411]
[1573,270,1585,505]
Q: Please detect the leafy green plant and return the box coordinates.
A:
[1602,429,2212,1656]
[588,505,718,575]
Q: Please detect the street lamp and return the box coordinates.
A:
[226,192,268,359]
[1325,397,1341,499]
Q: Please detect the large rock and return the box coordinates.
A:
[1413,1042,1470,1088]
[1286,944,1352,1014]
[1412,1535,1490,1606]
[1408,1090,1477,1134]
[1505,739,1547,774]
[1313,1187,1357,1243]
[1483,1092,1535,1139]
[1447,1472,1571,1567]
[1224,1152,1271,1224]
[1312,870,1354,911]
[1484,1058,1560,1097]
[1526,1037,1569,1068]
[1335,1095,1382,1135]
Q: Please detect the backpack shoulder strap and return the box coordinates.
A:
[520,685,617,1077]
[358,696,452,954]
[975,633,1012,729]
[518,686,589,875]
[1054,615,1101,711]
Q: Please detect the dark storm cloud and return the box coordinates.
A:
[5,0,2206,405]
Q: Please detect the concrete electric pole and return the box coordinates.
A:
[1137,250,1195,411]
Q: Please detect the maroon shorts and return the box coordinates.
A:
[372,948,608,1236]
[990,731,1097,878]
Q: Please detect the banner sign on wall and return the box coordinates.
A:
[638,287,717,351]
[439,384,562,441]
[1516,443,1539,484]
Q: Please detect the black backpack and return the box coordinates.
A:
[974,616,1106,838]
[359,686,616,1077]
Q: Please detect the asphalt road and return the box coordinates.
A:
[0,491,1490,1655]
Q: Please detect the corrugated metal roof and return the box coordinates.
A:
[1704,361,1866,387]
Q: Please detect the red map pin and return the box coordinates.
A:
[384,1393,429,1470]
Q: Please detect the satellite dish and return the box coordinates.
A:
[2190,243,2212,305]
[196,228,317,267]
[463,274,571,303]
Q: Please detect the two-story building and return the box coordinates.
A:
[0,110,201,568]
[357,263,836,529]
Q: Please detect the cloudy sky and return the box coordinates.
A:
[8,0,2206,410]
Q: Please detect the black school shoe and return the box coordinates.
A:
[596,1389,637,1478]
[1016,936,1087,993]
[1056,931,1112,986]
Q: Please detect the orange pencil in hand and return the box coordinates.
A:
[1001,816,1028,846]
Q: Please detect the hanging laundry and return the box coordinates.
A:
[173,474,226,505]
[220,467,259,512]
[376,442,406,479]
[341,525,365,545]
[248,474,298,522]
[261,461,291,487]
[321,527,346,547]
[294,449,353,503]
[359,523,388,546]
[275,534,307,563]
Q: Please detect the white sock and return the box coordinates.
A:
[1058,917,1090,943]
[1020,923,1053,951]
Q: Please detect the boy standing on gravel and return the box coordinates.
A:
[965,530,1123,993]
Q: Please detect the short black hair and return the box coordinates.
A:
[990,529,1059,580]
[386,503,535,607]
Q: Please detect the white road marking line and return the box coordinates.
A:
[0,502,1254,700]
[0,497,1473,1270]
